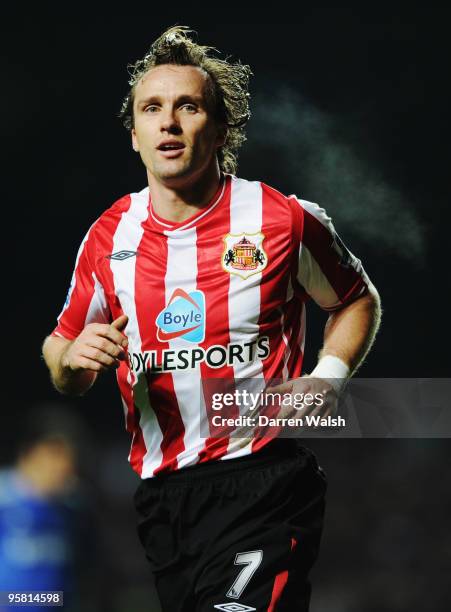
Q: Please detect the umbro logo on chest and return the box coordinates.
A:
[106,250,138,261]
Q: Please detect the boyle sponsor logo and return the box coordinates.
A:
[156,288,205,343]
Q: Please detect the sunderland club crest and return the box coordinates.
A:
[222,232,267,279]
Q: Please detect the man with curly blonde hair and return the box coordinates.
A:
[43,25,380,611]
[119,26,251,176]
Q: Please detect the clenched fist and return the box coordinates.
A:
[42,315,129,395]
[61,315,129,373]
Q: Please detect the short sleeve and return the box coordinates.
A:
[291,197,370,311]
[52,226,111,340]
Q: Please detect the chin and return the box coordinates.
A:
[157,165,197,183]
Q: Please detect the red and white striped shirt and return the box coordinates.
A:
[52,175,369,478]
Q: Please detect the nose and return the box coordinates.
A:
[160,109,182,135]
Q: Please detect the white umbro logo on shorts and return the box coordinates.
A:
[213,604,256,611]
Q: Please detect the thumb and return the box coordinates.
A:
[111,314,129,332]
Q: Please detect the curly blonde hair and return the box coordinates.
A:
[119,26,252,174]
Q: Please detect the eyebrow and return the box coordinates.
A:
[136,94,205,109]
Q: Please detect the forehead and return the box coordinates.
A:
[134,64,209,102]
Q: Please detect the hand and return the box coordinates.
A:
[265,376,338,423]
[61,315,129,373]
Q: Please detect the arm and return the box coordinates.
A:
[281,284,380,418]
[271,198,382,418]
[291,197,381,383]
[318,282,381,374]
[42,315,128,396]
[272,286,380,420]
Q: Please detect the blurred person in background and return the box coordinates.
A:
[0,405,97,611]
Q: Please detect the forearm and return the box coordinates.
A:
[319,283,381,374]
[42,335,97,396]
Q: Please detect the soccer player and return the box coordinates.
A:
[42,26,381,612]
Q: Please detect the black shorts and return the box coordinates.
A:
[133,440,327,612]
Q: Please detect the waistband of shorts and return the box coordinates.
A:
[146,439,304,486]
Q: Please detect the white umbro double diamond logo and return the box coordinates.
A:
[213,604,256,611]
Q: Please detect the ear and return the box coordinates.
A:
[131,129,139,152]
[216,124,227,148]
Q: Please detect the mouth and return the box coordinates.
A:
[157,140,186,158]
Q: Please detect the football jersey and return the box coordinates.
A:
[52,174,369,478]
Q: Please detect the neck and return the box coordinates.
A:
[147,161,222,223]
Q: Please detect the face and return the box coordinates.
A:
[131,64,225,186]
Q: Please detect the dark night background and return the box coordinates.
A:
[2,6,450,611]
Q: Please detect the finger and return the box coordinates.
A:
[275,403,297,420]
[111,314,129,331]
[309,400,330,419]
[82,346,120,368]
[110,315,129,346]
[268,376,316,396]
[307,392,338,425]
[265,381,293,394]
[77,357,108,373]
[95,323,128,347]
[84,337,126,360]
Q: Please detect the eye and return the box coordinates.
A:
[144,104,160,113]
[181,103,197,113]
